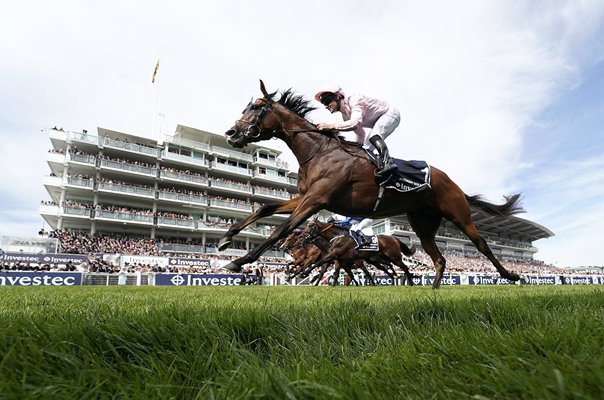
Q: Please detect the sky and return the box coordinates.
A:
[0,1,603,268]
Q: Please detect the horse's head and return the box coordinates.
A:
[225,80,282,148]
[294,221,319,248]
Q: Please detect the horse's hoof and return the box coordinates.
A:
[508,272,520,281]
[218,236,232,251]
[223,262,242,273]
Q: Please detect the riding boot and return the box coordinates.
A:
[369,135,397,177]
[359,232,371,246]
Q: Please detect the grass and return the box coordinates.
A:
[0,286,603,399]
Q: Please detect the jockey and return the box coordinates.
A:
[314,85,399,177]
[327,215,374,246]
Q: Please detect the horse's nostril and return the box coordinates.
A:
[225,129,236,137]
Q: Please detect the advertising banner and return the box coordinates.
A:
[155,273,254,286]
[0,271,83,286]
[561,276,599,285]
[523,275,557,285]
[423,275,461,286]
[0,252,88,265]
[468,275,516,285]
[167,257,211,268]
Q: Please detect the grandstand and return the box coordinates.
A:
[39,124,554,263]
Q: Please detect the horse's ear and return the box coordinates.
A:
[260,79,268,96]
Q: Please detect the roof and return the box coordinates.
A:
[444,210,554,242]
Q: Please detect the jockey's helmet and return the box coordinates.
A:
[314,85,343,103]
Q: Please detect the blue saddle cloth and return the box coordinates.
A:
[367,150,431,192]
[383,159,431,192]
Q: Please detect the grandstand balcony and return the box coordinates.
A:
[99,159,158,178]
[66,176,94,190]
[101,137,160,158]
[252,186,291,200]
[63,205,93,218]
[251,166,290,185]
[210,161,252,177]
[47,151,67,166]
[93,209,154,225]
[161,150,209,168]
[159,169,209,187]
[156,217,196,230]
[157,242,206,254]
[208,198,253,212]
[67,152,97,168]
[211,145,254,163]
[97,182,155,199]
[208,179,253,195]
[157,191,207,206]
[68,131,98,146]
[165,136,211,153]
[39,203,60,216]
[197,221,228,233]
[43,175,63,189]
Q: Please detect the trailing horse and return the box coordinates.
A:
[294,220,415,286]
[221,80,523,288]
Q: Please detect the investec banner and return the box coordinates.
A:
[423,275,462,286]
[561,276,602,285]
[167,257,211,268]
[0,272,83,286]
[468,275,517,285]
[156,273,246,286]
[0,252,88,264]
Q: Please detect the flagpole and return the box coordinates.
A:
[151,59,160,141]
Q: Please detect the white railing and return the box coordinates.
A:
[211,162,251,176]
[98,182,155,198]
[209,179,252,193]
[160,170,209,186]
[103,137,160,157]
[212,146,254,162]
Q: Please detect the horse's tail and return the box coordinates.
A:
[395,237,416,257]
[465,193,524,217]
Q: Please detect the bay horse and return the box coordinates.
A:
[280,229,377,285]
[294,220,415,285]
[221,80,523,288]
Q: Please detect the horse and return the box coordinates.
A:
[221,80,523,289]
[294,220,415,285]
[280,228,376,286]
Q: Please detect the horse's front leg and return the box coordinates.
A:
[218,197,300,251]
[223,197,325,272]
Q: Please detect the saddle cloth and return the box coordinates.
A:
[349,231,379,252]
[382,159,431,193]
[367,150,432,193]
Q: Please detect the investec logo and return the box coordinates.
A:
[526,276,556,285]
[0,273,78,286]
[167,274,243,286]
[170,275,186,286]
[472,276,495,285]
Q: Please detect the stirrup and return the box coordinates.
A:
[375,162,397,177]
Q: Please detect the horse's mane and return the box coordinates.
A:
[275,88,354,143]
[277,89,317,120]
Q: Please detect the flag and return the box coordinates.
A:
[151,59,160,83]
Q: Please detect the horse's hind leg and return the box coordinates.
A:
[407,210,446,289]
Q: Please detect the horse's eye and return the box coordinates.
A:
[250,104,260,110]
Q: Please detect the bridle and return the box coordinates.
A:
[227,95,340,165]
[296,222,336,247]
[233,97,283,139]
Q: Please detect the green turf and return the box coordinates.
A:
[0,286,602,399]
